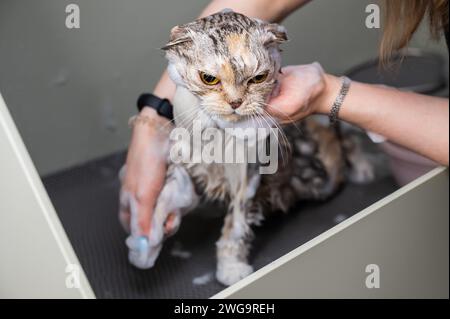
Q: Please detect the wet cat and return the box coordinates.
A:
[120,10,374,286]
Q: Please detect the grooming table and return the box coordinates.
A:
[42,146,398,299]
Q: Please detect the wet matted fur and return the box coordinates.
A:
[122,10,374,286]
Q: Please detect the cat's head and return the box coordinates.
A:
[163,10,287,128]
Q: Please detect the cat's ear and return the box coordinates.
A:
[263,23,288,47]
[161,25,192,51]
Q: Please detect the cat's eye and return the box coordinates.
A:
[249,72,269,84]
[199,72,220,85]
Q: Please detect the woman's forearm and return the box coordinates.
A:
[198,0,310,23]
[317,75,449,165]
[152,0,309,103]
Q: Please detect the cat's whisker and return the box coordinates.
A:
[260,107,294,149]
[175,109,201,135]
[257,109,292,164]
[161,102,205,131]
[260,102,304,135]
[248,112,283,163]
[175,104,205,128]
[250,109,289,165]
[158,104,200,132]
[259,114,290,165]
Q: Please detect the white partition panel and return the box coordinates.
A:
[214,167,449,299]
[0,93,94,299]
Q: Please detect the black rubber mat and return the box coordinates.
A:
[42,148,398,299]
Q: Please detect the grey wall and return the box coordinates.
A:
[0,0,448,176]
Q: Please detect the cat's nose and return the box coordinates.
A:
[229,99,243,110]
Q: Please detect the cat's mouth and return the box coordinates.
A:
[207,111,271,130]
[208,111,255,128]
[218,112,242,123]
[209,112,273,142]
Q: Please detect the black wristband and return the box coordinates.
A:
[137,93,174,121]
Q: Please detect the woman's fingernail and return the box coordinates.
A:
[137,236,149,252]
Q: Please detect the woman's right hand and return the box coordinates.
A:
[119,107,173,238]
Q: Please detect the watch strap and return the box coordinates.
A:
[137,93,173,121]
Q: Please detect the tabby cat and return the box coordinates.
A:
[120,10,373,286]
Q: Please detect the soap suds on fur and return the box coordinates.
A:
[333,214,347,224]
[192,272,213,285]
[170,242,192,259]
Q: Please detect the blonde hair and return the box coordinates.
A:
[380,0,449,64]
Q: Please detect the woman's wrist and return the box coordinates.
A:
[131,107,172,136]
[312,73,342,115]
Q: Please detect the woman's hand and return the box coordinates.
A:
[119,108,175,238]
[267,63,449,165]
[267,62,339,122]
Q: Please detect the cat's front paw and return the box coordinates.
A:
[216,260,253,286]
